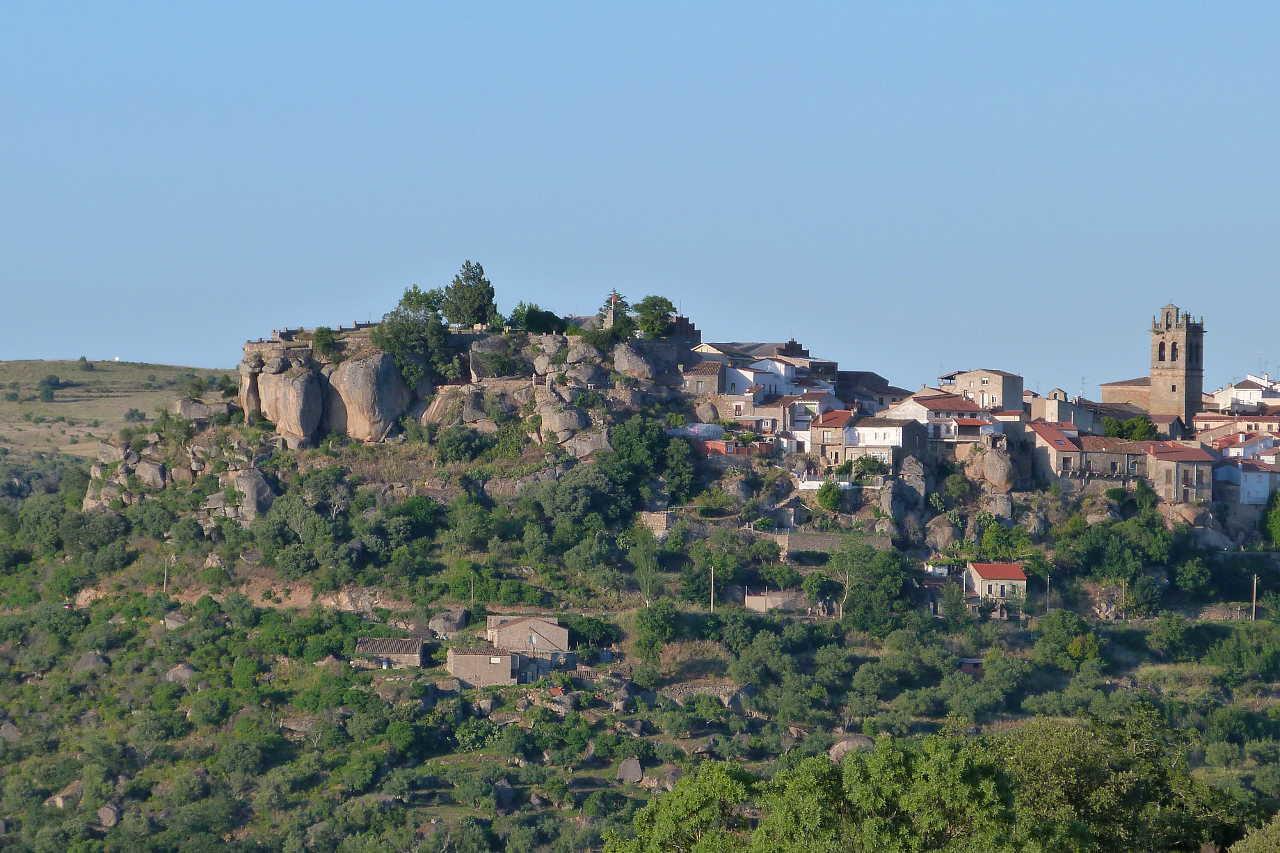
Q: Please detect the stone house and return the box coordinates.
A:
[966,562,1027,620]
[446,646,518,688]
[681,360,724,396]
[485,616,575,677]
[938,369,1024,412]
[1146,442,1215,504]
[353,637,426,669]
[1027,420,1083,479]
[1076,435,1149,478]
[808,409,856,465]
[743,588,807,613]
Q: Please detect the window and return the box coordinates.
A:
[1171,342,1179,361]
[981,377,989,385]
[1172,385,1177,392]
[1158,341,1166,361]
[490,656,502,665]
[986,583,993,595]
[999,584,1006,597]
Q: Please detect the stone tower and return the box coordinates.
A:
[1148,303,1205,426]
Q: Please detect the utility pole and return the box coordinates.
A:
[1252,573,1258,622]
[709,564,715,614]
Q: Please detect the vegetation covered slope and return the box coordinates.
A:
[4,278,1280,850]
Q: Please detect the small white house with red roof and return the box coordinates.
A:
[967,562,1028,619]
[884,391,984,440]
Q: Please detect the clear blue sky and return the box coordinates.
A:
[3,3,1277,395]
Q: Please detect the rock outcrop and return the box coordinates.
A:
[613,342,655,381]
[323,353,412,442]
[257,368,323,448]
[925,514,958,551]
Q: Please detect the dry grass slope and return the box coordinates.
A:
[0,358,233,459]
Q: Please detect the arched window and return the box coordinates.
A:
[1171,342,1179,361]
[1158,341,1166,362]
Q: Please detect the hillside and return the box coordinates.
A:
[2,284,1280,851]
[0,359,234,460]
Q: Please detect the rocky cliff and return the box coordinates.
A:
[237,326,689,454]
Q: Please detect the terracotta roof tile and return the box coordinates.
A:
[969,562,1028,581]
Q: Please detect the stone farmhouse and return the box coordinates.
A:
[443,615,577,688]
[446,646,518,689]
[353,637,427,669]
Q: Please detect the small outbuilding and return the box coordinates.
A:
[354,637,427,669]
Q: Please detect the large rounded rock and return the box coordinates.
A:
[258,368,323,447]
[561,428,611,458]
[898,456,928,507]
[566,339,600,364]
[224,468,275,522]
[828,735,874,763]
[982,449,1015,493]
[695,401,720,423]
[135,460,167,489]
[612,342,655,381]
[540,406,589,436]
[324,353,412,442]
[925,514,958,551]
[565,362,607,388]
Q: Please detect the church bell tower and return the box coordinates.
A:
[1148,303,1205,427]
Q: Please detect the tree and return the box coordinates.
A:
[634,599,680,662]
[633,295,677,339]
[1265,490,1280,545]
[1232,813,1280,852]
[312,326,338,358]
[1033,610,1101,671]
[606,762,755,853]
[1147,612,1193,661]
[943,473,972,506]
[626,524,662,605]
[1103,415,1158,440]
[840,736,1014,852]
[372,284,455,387]
[508,301,566,333]
[831,539,911,634]
[439,260,498,327]
[816,480,841,512]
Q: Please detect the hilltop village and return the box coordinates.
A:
[9,269,1280,850]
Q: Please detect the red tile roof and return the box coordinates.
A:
[683,361,722,376]
[969,562,1028,581]
[954,417,991,427]
[1028,421,1081,451]
[1146,441,1216,463]
[812,410,854,428]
